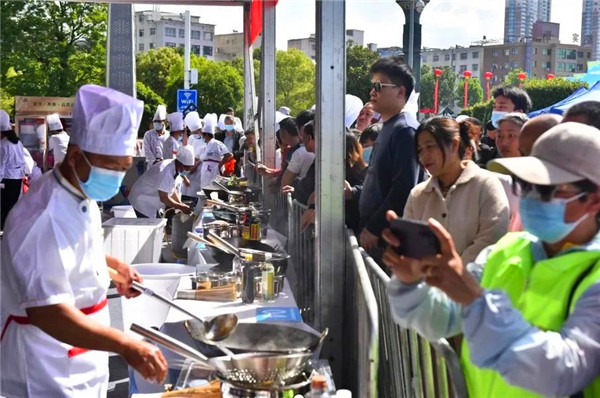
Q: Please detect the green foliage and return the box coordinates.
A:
[523,78,588,111]
[136,47,182,96]
[275,49,315,115]
[346,45,379,103]
[162,55,244,117]
[503,68,527,86]
[1,1,107,101]
[460,99,494,124]
[456,78,484,108]
[136,82,165,138]
[420,65,458,110]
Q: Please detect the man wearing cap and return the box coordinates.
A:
[129,145,195,218]
[163,112,187,160]
[46,113,70,167]
[1,85,167,397]
[143,104,170,164]
[199,113,232,188]
[384,122,600,397]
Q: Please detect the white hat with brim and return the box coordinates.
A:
[488,122,600,186]
[185,111,203,132]
[154,105,167,121]
[202,113,218,135]
[168,112,185,132]
[176,145,195,166]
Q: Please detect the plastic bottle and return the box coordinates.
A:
[308,374,330,398]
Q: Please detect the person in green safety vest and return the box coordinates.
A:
[384,122,600,397]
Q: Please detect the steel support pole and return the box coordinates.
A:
[243,3,256,141]
[260,0,276,169]
[315,0,346,383]
[106,3,136,96]
[184,10,191,90]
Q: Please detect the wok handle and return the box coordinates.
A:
[207,231,242,257]
[130,323,213,368]
[131,281,206,323]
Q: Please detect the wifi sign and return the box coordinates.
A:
[177,89,198,112]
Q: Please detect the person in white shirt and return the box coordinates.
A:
[129,145,195,218]
[163,112,186,160]
[1,85,167,397]
[182,111,205,198]
[143,105,170,164]
[199,113,232,188]
[280,117,315,187]
[46,113,69,167]
[0,110,26,228]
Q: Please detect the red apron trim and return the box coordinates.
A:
[1,298,109,357]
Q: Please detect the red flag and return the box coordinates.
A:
[250,0,278,45]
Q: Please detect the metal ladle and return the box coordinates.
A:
[131,281,237,351]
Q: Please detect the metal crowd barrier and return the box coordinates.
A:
[361,250,469,398]
[286,194,316,325]
[269,192,288,235]
[344,230,379,397]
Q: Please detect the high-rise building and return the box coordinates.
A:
[581,0,600,60]
[504,0,552,44]
[134,10,215,58]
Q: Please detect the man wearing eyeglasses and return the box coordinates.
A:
[384,122,600,397]
[358,57,424,254]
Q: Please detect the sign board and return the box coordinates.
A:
[177,89,198,113]
[15,96,74,115]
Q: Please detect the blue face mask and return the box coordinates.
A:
[490,111,508,129]
[225,125,234,131]
[78,152,126,202]
[519,192,588,244]
[177,135,183,142]
[362,147,373,164]
[179,170,189,177]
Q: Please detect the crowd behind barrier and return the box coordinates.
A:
[266,192,468,397]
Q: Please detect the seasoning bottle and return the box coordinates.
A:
[308,374,330,398]
[242,261,259,303]
[261,262,275,302]
[250,210,261,241]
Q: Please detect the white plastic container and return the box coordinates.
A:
[103,218,167,264]
[110,205,136,218]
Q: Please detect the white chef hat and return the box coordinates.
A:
[234,117,243,132]
[278,106,291,116]
[217,113,227,130]
[275,111,291,132]
[70,84,144,157]
[46,113,63,131]
[203,113,218,135]
[0,110,11,131]
[154,105,167,121]
[168,112,185,132]
[185,111,203,132]
[176,145,195,166]
[345,94,364,129]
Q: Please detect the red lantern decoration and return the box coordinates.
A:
[546,73,555,80]
[518,72,527,81]
[433,69,443,114]
[484,72,493,100]
[463,71,472,108]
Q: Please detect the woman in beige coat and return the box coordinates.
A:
[400,117,509,264]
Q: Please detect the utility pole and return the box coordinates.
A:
[184,10,191,89]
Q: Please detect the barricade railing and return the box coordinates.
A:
[361,250,469,398]
[343,230,379,397]
[269,192,288,235]
[286,195,316,325]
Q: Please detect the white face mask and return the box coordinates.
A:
[153,122,163,131]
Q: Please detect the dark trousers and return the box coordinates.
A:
[1,178,23,229]
[134,209,149,218]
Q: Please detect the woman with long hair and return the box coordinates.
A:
[0,110,26,228]
[344,132,367,231]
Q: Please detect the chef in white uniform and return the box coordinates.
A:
[0,84,167,397]
[163,112,186,160]
[129,145,195,218]
[142,105,170,164]
[199,113,232,188]
[46,113,70,167]
[182,111,205,198]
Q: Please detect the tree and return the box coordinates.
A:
[346,45,379,103]
[0,1,107,100]
[456,77,484,108]
[503,68,527,86]
[136,82,165,138]
[419,65,458,111]
[163,55,244,117]
[275,49,315,115]
[136,47,183,97]
[523,78,587,111]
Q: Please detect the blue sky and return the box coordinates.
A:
[136,0,583,50]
